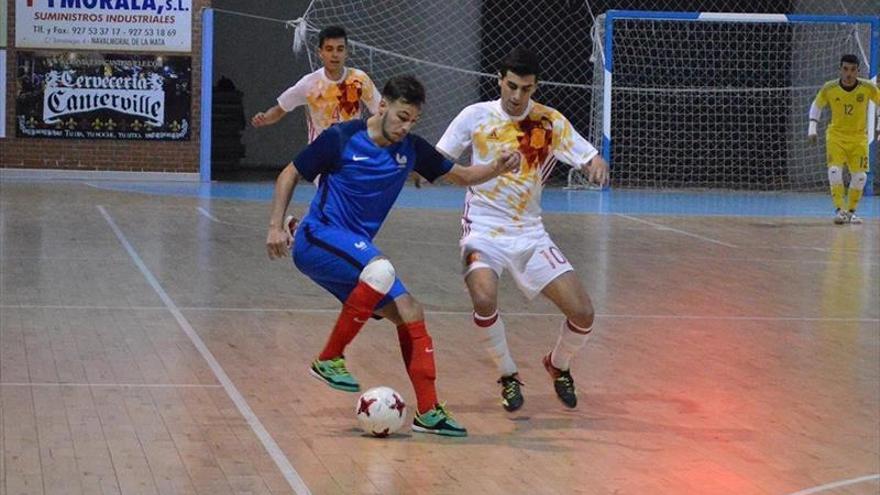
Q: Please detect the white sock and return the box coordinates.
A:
[474,311,517,376]
[550,319,592,371]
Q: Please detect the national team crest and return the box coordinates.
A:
[465,251,481,266]
[857,94,865,102]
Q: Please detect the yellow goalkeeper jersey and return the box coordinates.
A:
[813,78,880,143]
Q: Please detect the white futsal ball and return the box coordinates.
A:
[355,386,407,438]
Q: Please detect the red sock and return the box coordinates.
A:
[396,320,437,414]
[317,281,385,360]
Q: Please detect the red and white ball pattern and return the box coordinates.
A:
[355,386,407,438]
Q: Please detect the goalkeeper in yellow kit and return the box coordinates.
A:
[808,54,880,224]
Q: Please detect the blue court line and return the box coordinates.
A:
[68,180,880,218]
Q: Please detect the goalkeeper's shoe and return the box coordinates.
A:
[847,210,863,225]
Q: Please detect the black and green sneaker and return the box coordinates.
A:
[309,356,360,392]
[412,403,468,437]
[543,354,577,408]
[498,373,524,412]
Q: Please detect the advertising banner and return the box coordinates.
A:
[1,51,6,138]
[16,51,191,140]
[15,0,192,52]
[1,2,8,48]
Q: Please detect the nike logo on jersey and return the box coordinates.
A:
[425,347,434,353]
[354,241,367,250]
[395,153,408,166]
[354,317,368,323]
[352,155,369,161]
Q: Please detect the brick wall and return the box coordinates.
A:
[0,0,210,173]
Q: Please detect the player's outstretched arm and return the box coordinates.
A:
[584,155,610,186]
[266,163,301,260]
[807,93,825,144]
[442,150,521,186]
[251,105,287,128]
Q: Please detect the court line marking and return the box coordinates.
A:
[786,474,880,495]
[615,213,739,248]
[192,210,834,252]
[375,237,455,247]
[1,254,873,266]
[194,206,452,245]
[1,382,222,389]
[181,308,876,323]
[96,205,311,495]
[0,304,169,310]
[3,303,878,323]
[196,206,279,231]
[196,206,222,222]
[751,245,830,252]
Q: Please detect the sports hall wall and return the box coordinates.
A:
[211,0,313,173]
[210,1,482,172]
[0,0,211,173]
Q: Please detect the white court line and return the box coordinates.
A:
[0,304,167,311]
[751,245,830,253]
[194,207,454,246]
[1,382,222,389]
[3,303,877,323]
[196,206,222,222]
[177,306,880,323]
[96,205,311,495]
[2,251,874,265]
[377,237,454,247]
[786,474,880,495]
[615,213,739,248]
[196,206,264,230]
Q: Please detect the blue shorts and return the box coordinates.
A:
[292,222,407,308]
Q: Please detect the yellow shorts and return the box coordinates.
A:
[826,139,869,172]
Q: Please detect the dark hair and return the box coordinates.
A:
[840,54,860,66]
[382,75,426,107]
[318,25,347,48]
[498,46,542,79]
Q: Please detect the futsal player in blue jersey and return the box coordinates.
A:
[266,75,520,437]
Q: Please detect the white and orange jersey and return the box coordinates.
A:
[277,67,381,142]
[437,99,598,237]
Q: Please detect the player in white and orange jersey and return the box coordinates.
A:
[252,25,380,142]
[437,46,609,412]
[252,25,425,187]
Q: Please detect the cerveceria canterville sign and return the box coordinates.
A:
[16,52,191,140]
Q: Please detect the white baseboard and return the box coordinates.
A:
[0,168,200,182]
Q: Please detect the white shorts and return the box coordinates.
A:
[460,228,573,300]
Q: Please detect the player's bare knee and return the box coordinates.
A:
[568,307,594,329]
[850,171,867,190]
[360,258,395,294]
[827,166,843,185]
[471,292,497,317]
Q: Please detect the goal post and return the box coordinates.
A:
[594,10,879,192]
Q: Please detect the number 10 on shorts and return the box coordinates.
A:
[540,247,568,269]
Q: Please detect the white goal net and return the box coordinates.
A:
[299,0,595,181]
[297,1,877,190]
[590,13,875,190]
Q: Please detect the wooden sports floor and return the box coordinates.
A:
[0,179,877,495]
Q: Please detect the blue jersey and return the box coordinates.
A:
[294,120,454,239]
